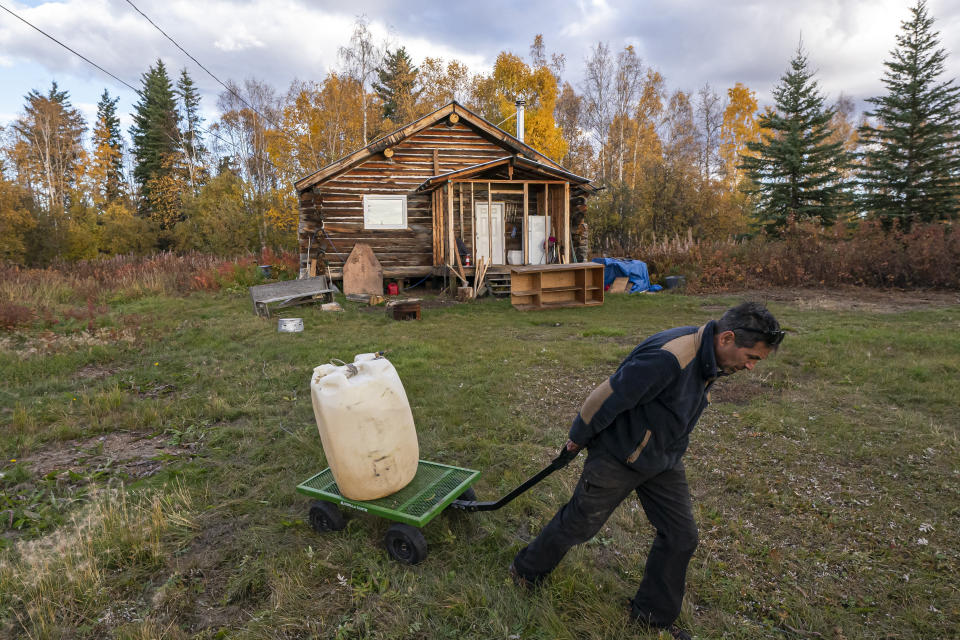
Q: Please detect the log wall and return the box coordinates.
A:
[300,122,511,273]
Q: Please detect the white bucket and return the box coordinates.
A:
[507,250,523,265]
[278,318,304,332]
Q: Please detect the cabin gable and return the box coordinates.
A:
[301,121,527,273]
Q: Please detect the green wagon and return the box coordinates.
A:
[297,448,578,564]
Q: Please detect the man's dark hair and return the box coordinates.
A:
[717,302,782,349]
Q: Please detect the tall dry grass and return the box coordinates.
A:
[0,250,300,331]
[0,482,197,639]
[621,220,960,291]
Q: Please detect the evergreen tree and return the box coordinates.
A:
[858,1,960,227]
[176,68,206,194]
[129,59,180,223]
[91,89,125,204]
[741,46,849,234]
[374,47,420,123]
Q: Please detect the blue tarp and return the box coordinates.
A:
[591,258,663,293]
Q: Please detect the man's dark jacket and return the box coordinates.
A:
[569,321,721,472]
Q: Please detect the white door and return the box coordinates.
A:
[475,203,505,264]
[527,215,551,265]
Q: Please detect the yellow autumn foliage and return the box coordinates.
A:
[473,52,568,161]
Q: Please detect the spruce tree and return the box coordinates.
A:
[176,68,206,194]
[374,47,420,123]
[858,1,960,227]
[741,46,849,234]
[129,59,180,219]
[92,89,125,204]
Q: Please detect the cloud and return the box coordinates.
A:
[1,0,959,133]
[560,0,616,38]
[214,30,265,53]
[75,101,97,127]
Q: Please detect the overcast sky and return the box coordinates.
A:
[2,0,959,144]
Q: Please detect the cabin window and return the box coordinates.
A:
[363,195,407,229]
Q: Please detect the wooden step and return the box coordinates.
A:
[486,273,512,297]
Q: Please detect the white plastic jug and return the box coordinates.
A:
[310,353,419,500]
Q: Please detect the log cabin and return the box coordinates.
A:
[294,101,597,288]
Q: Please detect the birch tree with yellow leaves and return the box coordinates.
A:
[469,37,568,161]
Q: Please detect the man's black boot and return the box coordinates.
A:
[627,599,692,639]
[508,562,542,591]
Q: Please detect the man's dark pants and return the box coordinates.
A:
[512,450,698,627]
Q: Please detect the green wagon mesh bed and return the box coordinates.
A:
[296,460,479,527]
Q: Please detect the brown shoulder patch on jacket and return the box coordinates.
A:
[580,378,614,425]
[661,325,705,370]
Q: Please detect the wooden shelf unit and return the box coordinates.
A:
[509,263,605,310]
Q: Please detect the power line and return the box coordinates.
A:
[0,1,141,95]
[0,1,283,173]
[123,0,284,132]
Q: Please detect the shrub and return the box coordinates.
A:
[0,302,33,330]
[621,221,960,291]
[0,251,309,333]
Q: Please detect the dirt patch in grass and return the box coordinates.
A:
[22,431,194,479]
[352,293,462,315]
[157,517,250,631]
[710,377,770,405]
[727,286,959,313]
[75,363,124,380]
[0,327,138,358]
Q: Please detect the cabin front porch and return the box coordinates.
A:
[312,155,595,295]
[419,155,593,276]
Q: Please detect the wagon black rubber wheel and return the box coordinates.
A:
[308,500,345,533]
[384,523,428,564]
[456,486,477,501]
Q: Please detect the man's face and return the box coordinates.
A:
[714,330,774,375]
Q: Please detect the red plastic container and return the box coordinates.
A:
[387,282,399,296]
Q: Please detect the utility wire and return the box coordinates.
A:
[123,0,285,132]
[0,1,283,172]
[0,1,141,95]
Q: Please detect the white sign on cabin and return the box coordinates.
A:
[363,195,407,230]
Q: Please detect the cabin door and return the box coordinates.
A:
[474,202,505,265]
[527,215,551,265]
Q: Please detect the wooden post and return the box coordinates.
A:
[458,182,464,241]
[447,182,455,267]
[522,182,529,265]
[470,182,475,265]
[563,182,570,264]
[487,182,493,265]
[431,190,438,265]
[544,183,549,263]
[436,190,445,266]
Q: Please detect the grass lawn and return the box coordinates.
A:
[1,287,958,639]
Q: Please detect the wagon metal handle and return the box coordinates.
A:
[449,446,579,513]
